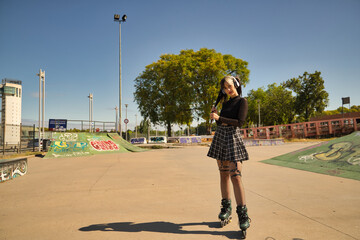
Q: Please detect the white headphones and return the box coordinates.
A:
[222,76,240,94]
[232,76,240,88]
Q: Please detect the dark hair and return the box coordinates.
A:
[219,76,242,102]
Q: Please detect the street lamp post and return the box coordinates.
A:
[114,13,127,136]
[125,104,128,141]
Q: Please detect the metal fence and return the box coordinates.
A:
[0,124,38,155]
[66,120,116,132]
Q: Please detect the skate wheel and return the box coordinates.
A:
[241,230,247,239]
[220,220,225,228]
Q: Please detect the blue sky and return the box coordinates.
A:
[1,0,359,130]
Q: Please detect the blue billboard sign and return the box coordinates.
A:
[49,119,67,131]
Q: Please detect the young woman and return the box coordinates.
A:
[207,75,250,236]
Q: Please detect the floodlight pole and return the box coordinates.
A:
[114,14,127,136]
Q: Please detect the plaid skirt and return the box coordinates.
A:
[207,125,249,162]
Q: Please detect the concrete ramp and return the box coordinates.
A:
[108,133,148,152]
[45,132,132,158]
[262,131,360,180]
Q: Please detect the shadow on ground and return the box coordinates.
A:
[79,221,244,239]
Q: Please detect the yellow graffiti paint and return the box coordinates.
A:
[314,142,352,161]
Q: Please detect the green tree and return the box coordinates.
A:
[138,119,150,134]
[247,87,267,127]
[134,48,249,135]
[185,49,249,133]
[247,83,295,126]
[134,54,193,136]
[283,71,329,122]
[350,105,360,112]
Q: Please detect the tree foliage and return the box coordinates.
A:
[134,48,249,135]
[313,105,360,116]
[247,83,295,126]
[283,71,329,122]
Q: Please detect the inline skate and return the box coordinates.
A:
[218,199,232,227]
[236,205,251,238]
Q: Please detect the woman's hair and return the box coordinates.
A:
[219,76,242,102]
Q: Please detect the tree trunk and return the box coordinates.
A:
[167,122,172,137]
[206,120,212,135]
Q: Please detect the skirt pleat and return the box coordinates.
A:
[207,126,249,162]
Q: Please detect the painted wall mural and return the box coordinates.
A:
[0,158,28,182]
[89,140,119,151]
[298,141,360,165]
[45,132,140,158]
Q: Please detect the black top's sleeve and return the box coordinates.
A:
[218,98,248,127]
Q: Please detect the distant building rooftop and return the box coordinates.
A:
[2,78,22,85]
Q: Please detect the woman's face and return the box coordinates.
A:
[223,80,238,98]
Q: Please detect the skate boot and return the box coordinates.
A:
[236,205,251,239]
[218,199,232,227]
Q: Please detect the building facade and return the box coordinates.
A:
[1,79,22,145]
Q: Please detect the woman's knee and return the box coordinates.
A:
[219,170,230,180]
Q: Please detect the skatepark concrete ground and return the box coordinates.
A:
[0,142,359,240]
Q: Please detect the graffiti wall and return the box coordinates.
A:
[130,138,147,144]
[243,139,284,146]
[45,133,129,158]
[179,136,202,144]
[45,132,147,158]
[108,133,147,152]
[0,158,27,182]
[298,138,360,166]
[149,136,167,144]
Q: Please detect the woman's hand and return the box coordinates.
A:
[210,106,219,121]
[211,106,218,113]
[210,112,220,121]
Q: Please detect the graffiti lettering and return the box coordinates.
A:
[131,138,146,144]
[346,145,360,165]
[314,142,352,161]
[149,137,166,143]
[179,137,202,144]
[50,141,88,153]
[298,141,360,165]
[0,159,27,182]
[298,154,317,163]
[90,140,119,151]
[58,133,78,142]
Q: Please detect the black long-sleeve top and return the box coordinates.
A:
[216,96,248,127]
